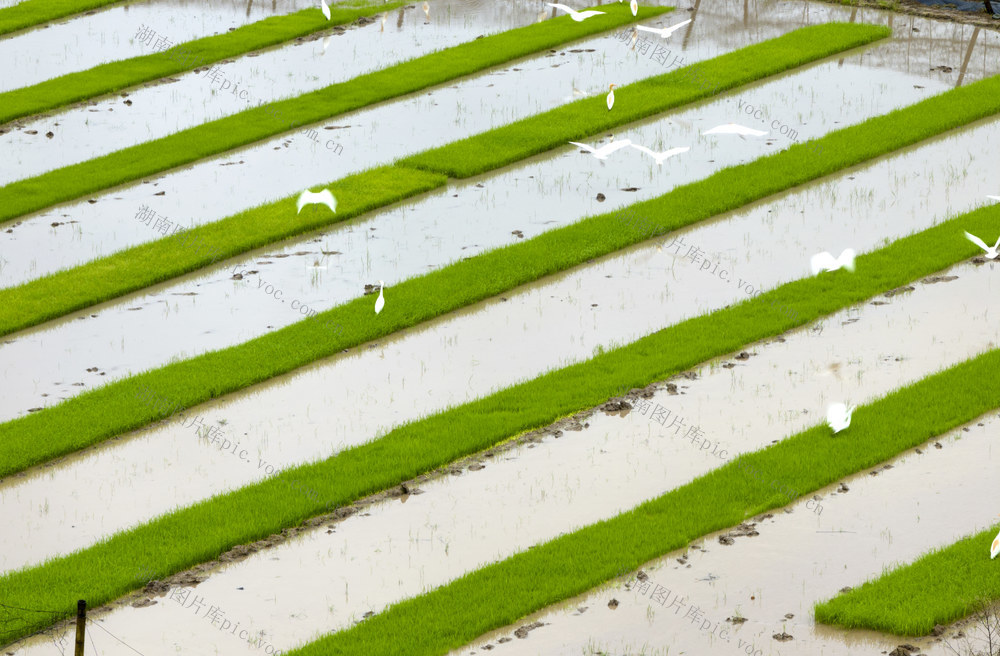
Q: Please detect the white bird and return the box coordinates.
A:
[422,1,430,19]
[964,231,1000,259]
[991,523,999,560]
[607,83,616,110]
[702,123,768,137]
[320,0,331,20]
[810,248,856,275]
[297,189,337,214]
[322,35,331,52]
[630,0,638,15]
[374,280,386,314]
[381,12,388,31]
[568,138,632,160]
[545,3,606,21]
[630,144,689,166]
[987,195,1000,202]
[636,18,692,38]
[826,403,855,434]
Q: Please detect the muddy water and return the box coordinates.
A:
[0,0,317,94]
[447,415,1000,656]
[1,72,996,421]
[7,0,998,279]
[4,280,998,654]
[1,215,996,573]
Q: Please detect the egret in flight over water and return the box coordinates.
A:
[568,138,632,160]
[702,123,768,137]
[636,19,693,38]
[297,189,337,214]
[964,231,999,259]
[826,403,855,434]
[810,248,856,275]
[545,3,606,21]
[630,143,689,167]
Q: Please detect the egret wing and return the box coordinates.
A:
[965,231,991,252]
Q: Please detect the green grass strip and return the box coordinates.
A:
[0,25,895,477]
[815,526,1000,635]
[0,0,127,37]
[0,23,888,337]
[0,187,997,649]
[0,2,669,225]
[281,350,1000,656]
[0,0,405,125]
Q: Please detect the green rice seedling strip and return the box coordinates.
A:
[0,2,670,225]
[0,0,127,37]
[277,348,1000,656]
[0,196,997,648]
[10,36,1000,482]
[0,23,889,337]
[0,0,406,125]
[815,526,1000,635]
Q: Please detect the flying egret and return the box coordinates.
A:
[702,123,768,137]
[826,403,855,434]
[992,523,999,560]
[987,195,1000,201]
[545,3,607,21]
[630,144,690,166]
[810,248,856,275]
[607,83,616,110]
[964,231,1000,259]
[636,18,692,38]
[297,189,337,214]
[320,0,331,20]
[568,138,633,160]
[630,0,638,15]
[375,281,386,314]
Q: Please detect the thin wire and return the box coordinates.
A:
[88,619,100,656]
[86,619,147,656]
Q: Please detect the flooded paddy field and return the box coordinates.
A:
[1,0,999,655]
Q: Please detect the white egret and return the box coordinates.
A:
[630,144,689,166]
[568,138,633,160]
[297,189,337,214]
[545,3,606,21]
[964,231,999,259]
[826,403,855,434]
[607,83,616,110]
[375,281,386,314]
[702,123,768,137]
[810,248,856,275]
[987,195,1000,201]
[992,524,999,559]
[636,18,692,38]
[630,0,638,15]
[422,1,430,18]
[320,0,331,20]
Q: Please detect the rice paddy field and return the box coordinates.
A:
[2,0,1000,654]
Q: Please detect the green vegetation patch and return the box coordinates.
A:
[0,195,996,648]
[816,525,1000,635]
[400,22,887,177]
[0,0,126,37]
[0,2,670,225]
[0,22,888,337]
[0,0,406,125]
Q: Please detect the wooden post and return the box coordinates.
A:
[74,600,86,656]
